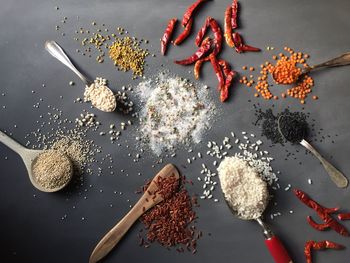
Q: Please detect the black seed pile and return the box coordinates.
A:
[255,108,308,145]
[278,113,308,144]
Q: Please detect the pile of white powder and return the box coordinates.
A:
[218,156,269,220]
[84,77,116,112]
[136,73,215,155]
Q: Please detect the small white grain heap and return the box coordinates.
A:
[84,77,116,112]
[218,156,269,220]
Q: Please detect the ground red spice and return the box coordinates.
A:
[138,175,200,253]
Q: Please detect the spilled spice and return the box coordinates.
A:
[32,150,72,190]
[138,174,200,253]
[109,37,149,78]
[240,47,315,103]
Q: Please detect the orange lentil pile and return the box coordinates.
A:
[137,175,201,253]
[240,47,316,104]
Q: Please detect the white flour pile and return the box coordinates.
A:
[218,156,269,220]
[136,73,215,155]
[84,77,116,112]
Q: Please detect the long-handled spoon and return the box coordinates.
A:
[89,164,180,263]
[224,198,293,263]
[272,52,350,83]
[0,130,73,192]
[277,115,348,188]
[45,40,116,112]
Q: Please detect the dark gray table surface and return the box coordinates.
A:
[1,0,350,262]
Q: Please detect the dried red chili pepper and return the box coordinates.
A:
[232,32,243,53]
[174,37,212,65]
[231,0,238,29]
[293,189,349,236]
[209,53,224,90]
[161,18,177,55]
[218,59,231,76]
[182,0,207,27]
[232,32,260,53]
[195,17,211,47]
[220,70,236,102]
[241,44,261,52]
[224,6,234,48]
[307,216,330,231]
[338,212,350,220]
[174,18,193,45]
[208,18,223,55]
[304,240,345,263]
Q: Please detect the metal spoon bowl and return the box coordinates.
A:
[0,130,73,192]
[272,52,350,84]
[277,115,348,188]
[45,40,116,112]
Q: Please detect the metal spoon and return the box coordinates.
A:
[224,198,293,263]
[277,115,348,188]
[272,52,350,84]
[44,40,116,112]
[89,164,180,263]
[0,130,73,192]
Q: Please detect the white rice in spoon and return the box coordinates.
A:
[218,156,269,220]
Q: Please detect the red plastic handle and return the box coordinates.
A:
[265,235,293,263]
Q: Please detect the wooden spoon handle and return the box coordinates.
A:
[89,200,146,263]
[310,52,350,71]
[0,130,26,156]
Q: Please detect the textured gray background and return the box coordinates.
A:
[1,0,350,262]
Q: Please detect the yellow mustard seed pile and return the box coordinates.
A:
[75,23,150,77]
[109,36,149,78]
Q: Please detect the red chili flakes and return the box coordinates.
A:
[138,175,200,253]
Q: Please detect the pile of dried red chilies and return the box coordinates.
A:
[304,240,344,263]
[294,189,348,263]
[224,0,260,53]
[160,0,238,102]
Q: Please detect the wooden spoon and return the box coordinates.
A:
[89,163,180,263]
[0,130,73,192]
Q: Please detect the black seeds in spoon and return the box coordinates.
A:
[279,113,309,144]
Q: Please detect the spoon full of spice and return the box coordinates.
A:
[0,130,73,192]
[218,156,293,263]
[272,52,350,84]
[45,40,116,112]
[277,114,348,188]
[89,164,180,263]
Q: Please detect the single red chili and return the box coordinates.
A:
[194,57,209,80]
[209,53,224,90]
[231,0,238,29]
[241,44,261,52]
[307,216,330,231]
[304,240,345,263]
[338,212,350,220]
[218,59,231,76]
[220,70,236,102]
[182,0,207,27]
[293,189,349,236]
[174,18,193,45]
[209,18,223,55]
[161,18,177,55]
[232,32,243,53]
[232,32,260,53]
[224,6,234,48]
[174,37,212,65]
[195,17,211,47]
[304,241,314,263]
